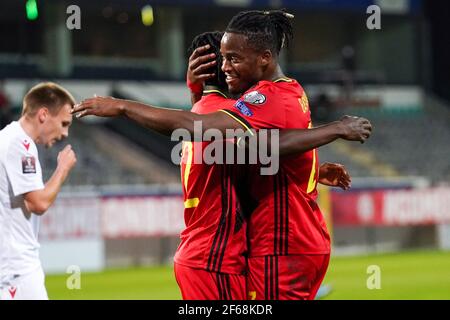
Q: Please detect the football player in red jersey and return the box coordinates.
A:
[177,32,352,300]
[187,13,352,299]
[213,10,331,300]
[175,31,248,300]
[72,12,371,299]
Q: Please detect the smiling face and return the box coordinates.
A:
[220,32,269,95]
[38,103,73,148]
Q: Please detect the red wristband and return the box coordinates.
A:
[186,77,203,95]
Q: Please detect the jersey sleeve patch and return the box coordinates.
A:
[243,91,266,105]
[22,156,37,174]
[234,100,254,117]
[6,138,44,196]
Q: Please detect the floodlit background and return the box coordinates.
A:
[1,0,449,299]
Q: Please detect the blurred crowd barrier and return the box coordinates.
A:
[332,187,450,226]
[39,183,450,274]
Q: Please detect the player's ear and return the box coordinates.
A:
[259,50,272,68]
[37,107,49,123]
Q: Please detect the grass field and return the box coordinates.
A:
[46,250,450,300]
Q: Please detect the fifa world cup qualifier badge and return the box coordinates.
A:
[243,91,266,105]
[22,156,36,174]
[234,90,266,117]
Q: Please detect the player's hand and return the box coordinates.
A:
[318,162,351,190]
[71,96,123,119]
[187,44,217,86]
[57,144,77,173]
[339,115,372,143]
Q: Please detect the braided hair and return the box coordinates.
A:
[187,31,226,89]
[226,10,294,55]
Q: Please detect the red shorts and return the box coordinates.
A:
[174,262,246,300]
[247,254,330,300]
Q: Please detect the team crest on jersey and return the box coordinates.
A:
[234,100,254,117]
[243,91,266,105]
[22,156,36,174]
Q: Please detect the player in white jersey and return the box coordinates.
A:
[0,82,77,300]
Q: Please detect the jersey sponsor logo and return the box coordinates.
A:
[22,140,30,151]
[8,287,17,299]
[22,156,36,174]
[243,91,266,105]
[234,100,254,117]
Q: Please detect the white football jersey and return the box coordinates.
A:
[0,121,44,286]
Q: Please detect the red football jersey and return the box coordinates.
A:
[174,91,248,274]
[221,78,331,256]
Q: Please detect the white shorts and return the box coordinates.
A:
[0,267,48,300]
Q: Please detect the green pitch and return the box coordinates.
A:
[46,250,450,299]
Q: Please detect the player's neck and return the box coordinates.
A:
[204,85,228,94]
[19,116,39,143]
[204,85,220,92]
[260,63,285,83]
[270,64,286,81]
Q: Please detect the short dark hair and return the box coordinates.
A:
[22,82,75,116]
[187,31,226,89]
[225,10,294,55]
